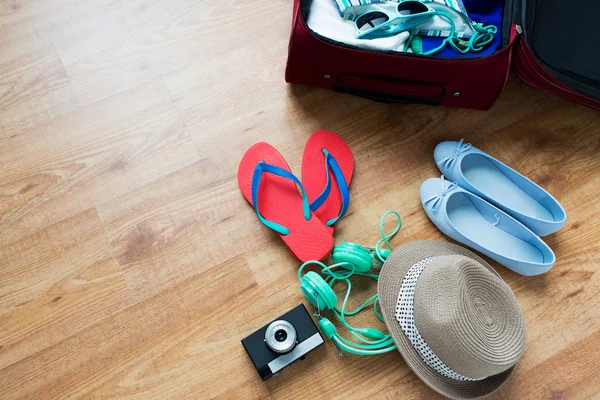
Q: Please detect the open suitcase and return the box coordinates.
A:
[285,0,600,111]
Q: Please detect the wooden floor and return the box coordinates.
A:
[1,0,599,399]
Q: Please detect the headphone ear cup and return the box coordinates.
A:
[300,271,337,311]
[332,242,373,273]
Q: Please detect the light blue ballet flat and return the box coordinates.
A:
[420,176,556,276]
[434,139,566,236]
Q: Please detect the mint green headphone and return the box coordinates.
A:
[298,210,401,356]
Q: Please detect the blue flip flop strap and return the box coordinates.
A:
[251,161,311,236]
[309,150,350,227]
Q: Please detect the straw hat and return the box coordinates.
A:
[378,241,526,399]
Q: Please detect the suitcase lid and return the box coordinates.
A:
[517,0,600,102]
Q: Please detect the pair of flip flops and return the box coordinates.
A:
[238,130,354,262]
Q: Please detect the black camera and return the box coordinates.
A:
[241,304,324,380]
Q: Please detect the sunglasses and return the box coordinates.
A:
[355,1,436,39]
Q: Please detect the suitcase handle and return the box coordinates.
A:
[334,86,441,105]
[333,73,444,105]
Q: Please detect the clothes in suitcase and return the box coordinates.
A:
[285,0,600,111]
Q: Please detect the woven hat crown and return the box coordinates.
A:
[413,255,526,379]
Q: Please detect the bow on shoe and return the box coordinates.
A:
[438,138,472,171]
[424,176,458,212]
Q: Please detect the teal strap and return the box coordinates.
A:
[372,210,402,266]
[332,336,396,355]
[374,297,385,322]
[412,11,497,56]
[335,331,394,347]
[251,161,310,235]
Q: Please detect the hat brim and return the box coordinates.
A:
[378,241,516,400]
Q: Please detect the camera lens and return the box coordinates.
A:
[275,329,287,342]
[265,320,297,354]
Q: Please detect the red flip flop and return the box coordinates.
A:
[302,130,354,234]
[238,142,334,262]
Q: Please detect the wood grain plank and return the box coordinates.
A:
[49,1,128,67]
[0,208,133,370]
[58,0,281,105]
[497,331,600,399]
[96,159,268,303]
[0,0,114,44]
[0,256,259,400]
[0,31,80,136]
[0,77,200,246]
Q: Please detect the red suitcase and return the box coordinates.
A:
[285,0,600,111]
